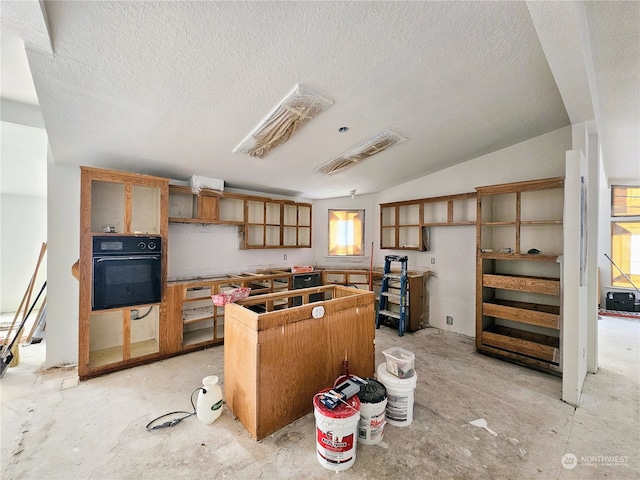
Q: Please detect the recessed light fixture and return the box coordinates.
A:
[338,126,349,133]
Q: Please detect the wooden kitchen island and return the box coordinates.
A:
[224,285,375,440]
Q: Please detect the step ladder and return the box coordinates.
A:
[376,255,408,336]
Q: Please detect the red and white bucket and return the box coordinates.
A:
[313,388,361,471]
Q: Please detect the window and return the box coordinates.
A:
[610,186,640,287]
[611,185,640,217]
[328,210,364,256]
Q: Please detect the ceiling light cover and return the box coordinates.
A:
[314,130,407,175]
[233,85,333,158]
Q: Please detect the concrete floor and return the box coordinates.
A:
[1,315,638,480]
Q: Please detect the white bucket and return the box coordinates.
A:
[376,362,417,427]
[313,388,361,471]
[357,378,387,445]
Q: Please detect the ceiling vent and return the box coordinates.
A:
[314,130,407,175]
[233,85,333,158]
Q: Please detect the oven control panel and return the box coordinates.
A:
[93,236,162,255]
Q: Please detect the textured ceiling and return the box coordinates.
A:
[2,1,638,199]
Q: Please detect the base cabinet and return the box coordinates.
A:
[223,285,375,440]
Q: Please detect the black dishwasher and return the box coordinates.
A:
[292,272,322,306]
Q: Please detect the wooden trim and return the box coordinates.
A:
[380,191,476,208]
[475,177,564,195]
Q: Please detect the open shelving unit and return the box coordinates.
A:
[168,186,312,249]
[380,192,476,250]
[476,177,564,373]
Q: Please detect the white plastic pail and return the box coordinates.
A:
[313,388,361,471]
[357,378,387,445]
[376,363,417,427]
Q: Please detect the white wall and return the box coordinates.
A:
[562,149,589,405]
[0,194,47,312]
[374,126,572,337]
[46,159,80,367]
[168,222,317,279]
[0,119,48,312]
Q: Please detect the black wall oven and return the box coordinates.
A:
[92,236,162,311]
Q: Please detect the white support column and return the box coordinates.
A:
[562,149,589,406]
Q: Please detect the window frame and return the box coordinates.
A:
[611,185,640,217]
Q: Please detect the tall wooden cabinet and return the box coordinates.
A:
[79,167,169,379]
[475,178,564,374]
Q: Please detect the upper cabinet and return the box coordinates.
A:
[83,167,167,236]
[168,186,312,248]
[380,192,476,250]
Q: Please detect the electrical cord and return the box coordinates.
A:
[145,387,205,431]
[135,306,153,320]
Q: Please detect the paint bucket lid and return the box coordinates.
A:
[314,388,360,419]
[357,378,386,404]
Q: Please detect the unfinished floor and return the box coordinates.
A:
[1,315,639,480]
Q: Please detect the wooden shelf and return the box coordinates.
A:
[380,192,476,250]
[476,177,564,374]
[482,325,559,364]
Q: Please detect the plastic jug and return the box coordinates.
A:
[196,375,223,424]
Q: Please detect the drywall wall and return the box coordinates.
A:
[0,119,48,312]
[562,149,589,406]
[0,194,47,313]
[45,160,80,367]
[375,126,572,337]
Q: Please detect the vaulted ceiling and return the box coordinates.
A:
[2,1,638,199]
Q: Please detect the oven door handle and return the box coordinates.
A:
[95,255,160,262]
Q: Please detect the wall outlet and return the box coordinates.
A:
[284,254,287,260]
[431,258,436,264]
[446,315,453,325]
[131,309,138,320]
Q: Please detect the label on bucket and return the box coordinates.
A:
[317,429,355,462]
[386,393,409,422]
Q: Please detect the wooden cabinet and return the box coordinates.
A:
[224,285,375,440]
[475,177,564,373]
[79,167,169,379]
[320,268,431,332]
[168,185,221,224]
[380,192,476,250]
[165,271,293,352]
[168,187,312,248]
[239,198,312,249]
